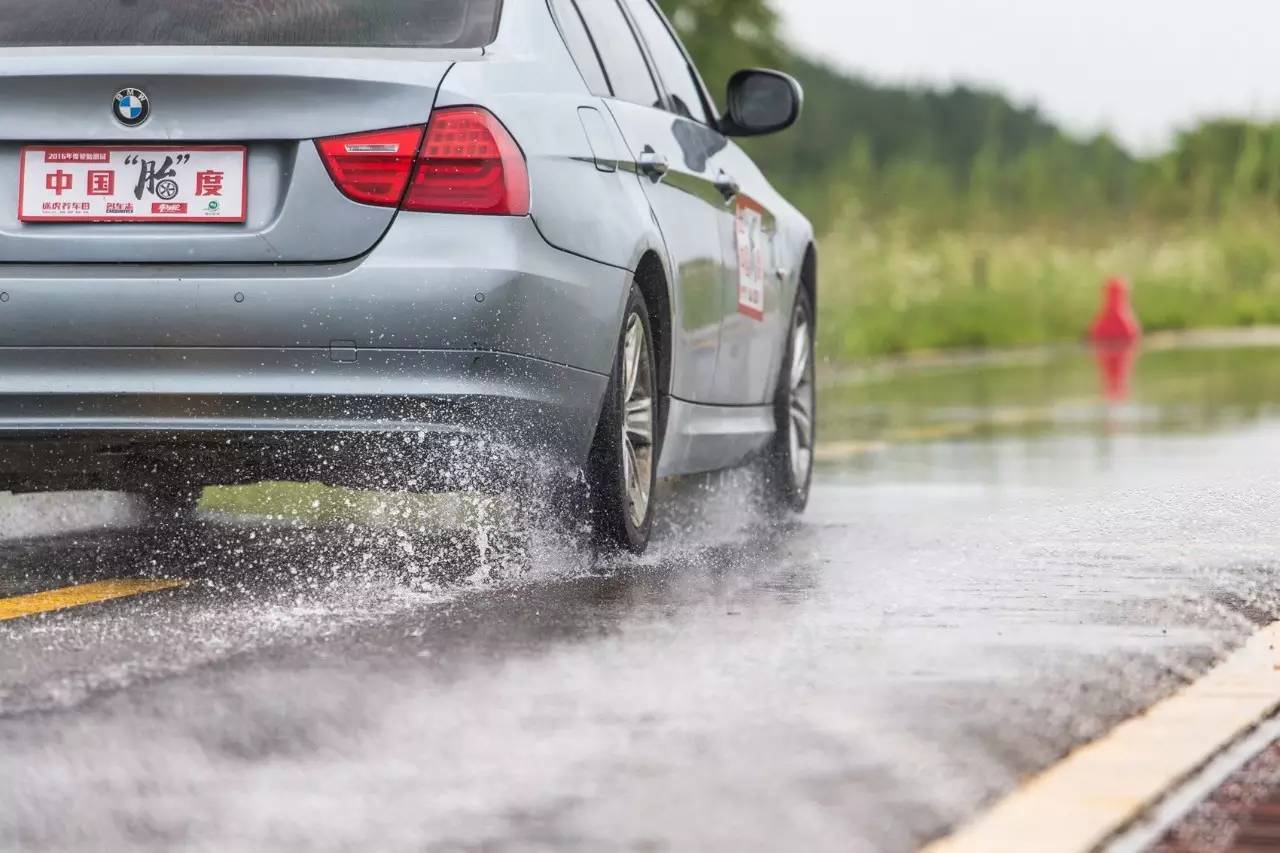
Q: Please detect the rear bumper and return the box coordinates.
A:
[0,213,632,374]
[0,212,631,491]
[0,347,608,492]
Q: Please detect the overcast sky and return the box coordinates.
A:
[780,0,1280,153]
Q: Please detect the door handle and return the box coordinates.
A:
[638,147,669,181]
[715,171,741,201]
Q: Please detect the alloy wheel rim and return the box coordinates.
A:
[788,309,815,491]
[621,312,655,528]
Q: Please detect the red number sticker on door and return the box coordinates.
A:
[736,196,767,321]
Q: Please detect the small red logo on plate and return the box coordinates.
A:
[151,202,187,215]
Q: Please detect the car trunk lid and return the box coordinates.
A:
[0,50,464,263]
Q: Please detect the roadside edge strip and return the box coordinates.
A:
[924,622,1280,853]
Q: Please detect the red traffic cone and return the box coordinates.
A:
[1090,277,1142,344]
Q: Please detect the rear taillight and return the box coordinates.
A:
[315,125,425,207]
[316,109,529,216]
[404,107,530,216]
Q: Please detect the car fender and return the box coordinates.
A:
[433,11,676,382]
[433,10,665,281]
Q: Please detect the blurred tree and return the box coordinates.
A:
[1230,122,1265,212]
[656,0,783,102]
[656,0,1280,233]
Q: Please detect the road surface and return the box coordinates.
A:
[4,341,1280,852]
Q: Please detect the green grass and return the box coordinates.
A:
[201,482,508,528]
[817,211,1280,363]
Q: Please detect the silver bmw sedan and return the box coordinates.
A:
[0,0,816,553]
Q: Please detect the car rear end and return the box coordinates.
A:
[0,0,626,493]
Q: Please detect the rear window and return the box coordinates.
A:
[0,0,502,48]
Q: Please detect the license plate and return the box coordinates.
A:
[18,145,247,223]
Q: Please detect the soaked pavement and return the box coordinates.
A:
[5,341,1280,852]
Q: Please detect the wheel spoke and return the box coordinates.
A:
[790,314,815,451]
[778,304,816,496]
[793,447,812,482]
[634,458,651,510]
[791,323,810,390]
[630,437,651,492]
[617,308,655,528]
[622,434,635,490]
[625,440,642,505]
[623,319,643,402]
[626,397,654,446]
[791,403,813,449]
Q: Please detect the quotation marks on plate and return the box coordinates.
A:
[123,154,191,165]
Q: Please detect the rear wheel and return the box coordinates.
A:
[588,285,659,554]
[761,288,816,514]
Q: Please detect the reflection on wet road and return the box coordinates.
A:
[4,341,1280,852]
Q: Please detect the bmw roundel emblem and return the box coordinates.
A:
[113,88,150,127]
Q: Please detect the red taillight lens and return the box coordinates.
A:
[315,125,425,207]
[403,107,530,216]
[315,109,529,216]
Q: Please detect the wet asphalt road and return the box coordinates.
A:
[5,342,1280,852]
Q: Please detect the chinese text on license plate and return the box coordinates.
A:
[18,146,247,223]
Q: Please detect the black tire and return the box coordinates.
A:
[761,288,816,514]
[588,285,660,554]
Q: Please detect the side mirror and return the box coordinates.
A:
[720,69,803,138]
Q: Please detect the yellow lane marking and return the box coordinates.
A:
[0,579,188,622]
[925,622,1280,853]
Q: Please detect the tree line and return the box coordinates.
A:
[658,0,1280,234]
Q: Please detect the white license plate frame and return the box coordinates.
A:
[18,145,248,223]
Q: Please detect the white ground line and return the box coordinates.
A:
[924,622,1280,853]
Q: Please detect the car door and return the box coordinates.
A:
[570,0,735,403]
[707,145,790,405]
[619,0,782,407]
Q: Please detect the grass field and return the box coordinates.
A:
[200,482,502,528]
[816,210,1280,363]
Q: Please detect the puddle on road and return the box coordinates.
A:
[821,342,1280,451]
[0,463,793,721]
[5,339,1278,615]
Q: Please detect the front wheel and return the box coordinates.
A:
[761,288,816,514]
[587,285,659,554]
